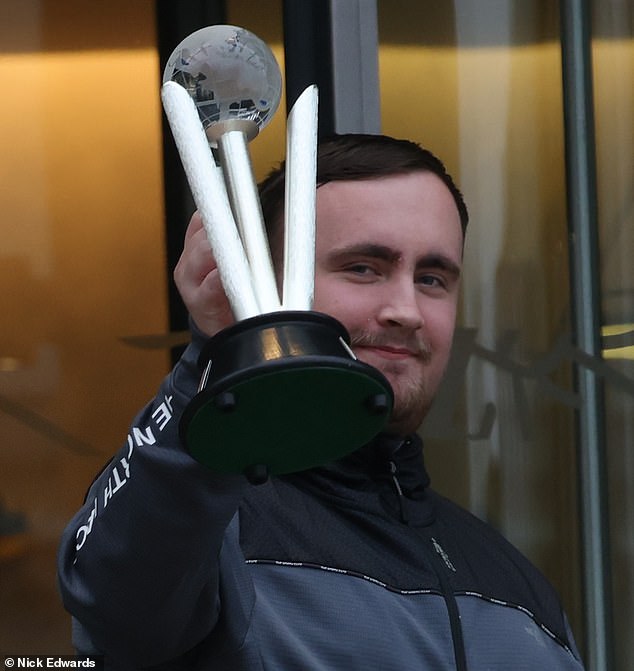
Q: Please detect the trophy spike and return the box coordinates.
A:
[161,81,259,321]
[283,85,319,311]
[217,129,281,313]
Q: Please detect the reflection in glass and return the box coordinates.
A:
[593,1,634,667]
[378,0,582,653]
[378,2,633,668]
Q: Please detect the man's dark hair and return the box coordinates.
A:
[258,133,468,258]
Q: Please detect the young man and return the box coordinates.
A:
[58,135,585,669]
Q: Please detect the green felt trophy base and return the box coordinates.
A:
[179,311,393,481]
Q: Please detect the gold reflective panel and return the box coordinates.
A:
[0,0,168,651]
[0,0,287,654]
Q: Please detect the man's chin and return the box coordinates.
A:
[384,385,431,436]
[352,354,432,433]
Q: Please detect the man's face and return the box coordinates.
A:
[312,172,463,436]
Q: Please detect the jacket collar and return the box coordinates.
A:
[287,432,433,525]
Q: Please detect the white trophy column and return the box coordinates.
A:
[283,85,319,311]
[161,81,260,321]
[218,130,281,313]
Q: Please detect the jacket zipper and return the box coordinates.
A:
[389,456,468,671]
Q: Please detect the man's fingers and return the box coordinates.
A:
[183,211,204,241]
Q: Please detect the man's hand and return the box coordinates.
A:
[174,212,235,337]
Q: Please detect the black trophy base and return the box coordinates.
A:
[180,311,393,480]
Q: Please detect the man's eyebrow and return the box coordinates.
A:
[326,243,401,264]
[326,244,462,278]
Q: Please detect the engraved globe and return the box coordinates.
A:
[163,24,282,145]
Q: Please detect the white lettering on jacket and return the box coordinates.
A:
[74,395,173,553]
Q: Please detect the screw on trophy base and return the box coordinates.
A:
[179,312,393,483]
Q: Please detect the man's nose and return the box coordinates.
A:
[376,282,424,330]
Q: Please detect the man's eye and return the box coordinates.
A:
[346,264,376,275]
[417,274,445,289]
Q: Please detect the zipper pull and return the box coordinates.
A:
[431,537,457,573]
[389,460,407,523]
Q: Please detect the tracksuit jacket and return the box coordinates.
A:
[57,327,586,670]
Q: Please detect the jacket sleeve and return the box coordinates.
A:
[57,325,249,667]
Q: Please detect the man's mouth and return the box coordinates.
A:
[349,331,431,363]
[355,344,418,360]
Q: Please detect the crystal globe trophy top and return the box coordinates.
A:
[161,25,393,482]
[163,25,281,145]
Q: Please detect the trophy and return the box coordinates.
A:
[161,25,393,483]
